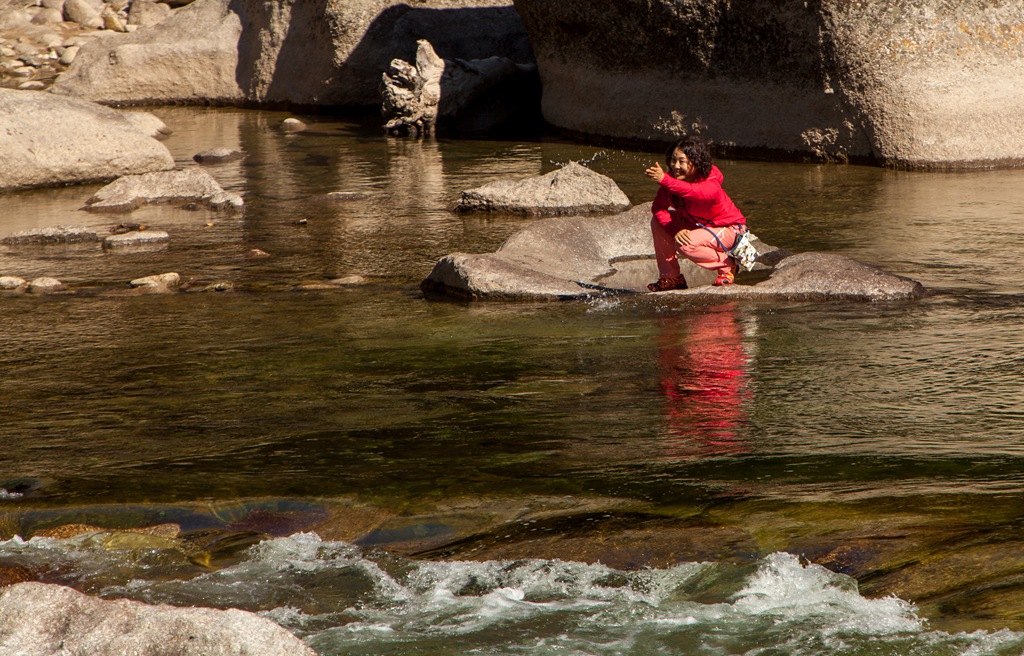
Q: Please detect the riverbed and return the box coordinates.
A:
[2,107,1024,654]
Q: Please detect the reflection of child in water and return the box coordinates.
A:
[657,305,750,459]
[644,136,747,291]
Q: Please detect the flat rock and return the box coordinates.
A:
[422,204,924,301]
[84,168,242,213]
[451,161,631,216]
[1,226,99,245]
[0,582,315,656]
[103,230,170,248]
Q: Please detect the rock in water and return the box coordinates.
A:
[0,582,316,655]
[83,168,243,212]
[451,161,631,216]
[422,204,924,301]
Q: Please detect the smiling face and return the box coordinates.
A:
[668,148,697,182]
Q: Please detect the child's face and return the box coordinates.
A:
[668,148,696,182]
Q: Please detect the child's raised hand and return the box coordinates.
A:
[644,162,665,182]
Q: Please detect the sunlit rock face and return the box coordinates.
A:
[512,0,1024,169]
[0,89,174,192]
[50,0,535,107]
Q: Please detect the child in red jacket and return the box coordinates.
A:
[644,136,747,290]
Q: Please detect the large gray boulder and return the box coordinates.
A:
[50,0,246,105]
[451,162,631,216]
[50,0,534,107]
[0,89,175,192]
[421,204,924,301]
[511,0,1024,169]
[0,582,314,656]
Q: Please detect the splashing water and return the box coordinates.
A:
[4,534,1023,655]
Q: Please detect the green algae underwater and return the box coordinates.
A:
[2,108,1024,653]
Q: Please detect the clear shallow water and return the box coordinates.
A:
[3,108,1024,652]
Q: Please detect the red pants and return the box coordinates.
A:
[652,216,741,279]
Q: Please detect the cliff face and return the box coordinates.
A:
[512,0,1024,169]
[50,0,534,108]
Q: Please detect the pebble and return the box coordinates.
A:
[281,118,306,133]
[129,272,180,290]
[27,277,64,293]
[58,45,79,65]
[0,277,27,290]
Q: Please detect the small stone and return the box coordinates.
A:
[0,277,27,290]
[192,147,242,163]
[27,277,64,293]
[244,248,270,259]
[100,7,128,32]
[129,272,180,289]
[109,222,146,234]
[58,45,79,65]
[281,118,306,133]
[17,81,46,91]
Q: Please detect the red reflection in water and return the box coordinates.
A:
[657,304,752,459]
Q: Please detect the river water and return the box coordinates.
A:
[2,108,1024,654]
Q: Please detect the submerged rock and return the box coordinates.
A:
[103,230,170,249]
[309,191,371,202]
[84,168,242,213]
[0,582,316,656]
[422,204,924,301]
[193,147,242,163]
[1,226,99,245]
[451,161,632,216]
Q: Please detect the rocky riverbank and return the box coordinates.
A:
[7,0,1022,169]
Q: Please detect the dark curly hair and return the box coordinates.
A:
[665,136,713,181]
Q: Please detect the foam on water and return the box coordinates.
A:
[3,534,1024,655]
